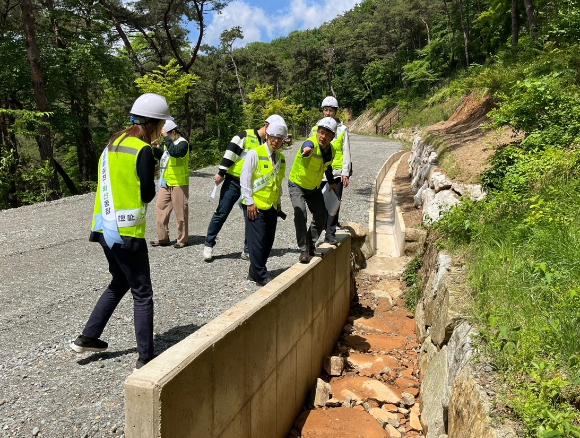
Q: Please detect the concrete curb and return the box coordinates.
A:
[124,148,407,438]
[368,150,406,257]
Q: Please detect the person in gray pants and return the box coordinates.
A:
[287,117,337,263]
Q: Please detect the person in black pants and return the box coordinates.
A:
[70,93,171,370]
[240,122,288,286]
[203,114,285,262]
[288,117,337,263]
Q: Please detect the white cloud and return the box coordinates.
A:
[203,0,359,48]
[204,2,268,48]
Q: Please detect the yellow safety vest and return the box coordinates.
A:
[243,145,286,210]
[289,136,335,190]
[92,135,149,238]
[311,123,346,171]
[227,129,262,178]
[163,136,190,186]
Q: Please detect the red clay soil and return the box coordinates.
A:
[426,92,522,183]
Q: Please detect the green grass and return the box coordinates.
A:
[435,148,580,436]
[400,94,463,128]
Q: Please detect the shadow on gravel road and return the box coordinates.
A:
[155,323,203,353]
[190,171,214,178]
[76,348,137,365]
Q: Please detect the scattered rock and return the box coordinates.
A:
[324,356,344,376]
[400,392,416,407]
[312,378,331,408]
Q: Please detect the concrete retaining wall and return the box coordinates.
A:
[124,236,352,438]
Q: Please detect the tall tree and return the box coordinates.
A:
[220,26,245,104]
[511,0,519,46]
[522,0,537,39]
[20,0,58,195]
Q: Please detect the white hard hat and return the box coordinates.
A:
[321,96,339,109]
[316,117,337,134]
[163,119,177,132]
[266,123,288,138]
[130,93,171,120]
[265,114,285,125]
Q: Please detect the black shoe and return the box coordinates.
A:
[247,275,271,287]
[135,354,157,370]
[299,251,310,263]
[324,235,338,245]
[70,335,108,353]
[150,240,170,247]
[173,243,187,249]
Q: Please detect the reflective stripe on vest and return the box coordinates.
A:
[91,135,149,239]
[289,136,334,190]
[163,136,190,186]
[244,145,286,210]
[227,129,262,178]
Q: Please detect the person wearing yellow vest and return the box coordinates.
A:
[150,119,190,248]
[240,122,288,286]
[312,96,352,245]
[203,114,285,262]
[288,117,337,264]
[70,93,171,371]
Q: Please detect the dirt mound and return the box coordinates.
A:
[429,92,493,133]
[424,93,522,184]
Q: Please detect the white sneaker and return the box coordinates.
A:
[240,251,250,261]
[203,246,213,262]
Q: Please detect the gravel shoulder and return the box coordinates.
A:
[0,134,402,438]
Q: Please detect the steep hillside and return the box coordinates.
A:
[390,93,523,229]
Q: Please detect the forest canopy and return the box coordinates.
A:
[0,0,568,209]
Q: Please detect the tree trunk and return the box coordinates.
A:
[421,18,431,44]
[214,96,220,141]
[44,0,95,188]
[522,0,537,39]
[20,0,59,195]
[457,0,470,68]
[0,106,20,208]
[72,96,96,186]
[511,0,519,46]
[109,12,145,76]
[229,52,245,104]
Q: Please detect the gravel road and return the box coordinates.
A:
[0,134,402,438]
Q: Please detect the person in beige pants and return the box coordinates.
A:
[150,119,190,248]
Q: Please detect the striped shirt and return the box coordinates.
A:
[217,128,263,178]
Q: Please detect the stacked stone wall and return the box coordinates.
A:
[408,135,519,438]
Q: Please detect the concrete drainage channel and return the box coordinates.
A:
[285,151,425,438]
[124,150,421,438]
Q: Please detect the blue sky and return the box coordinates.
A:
[201,0,360,48]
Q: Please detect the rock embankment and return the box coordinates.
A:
[409,134,521,438]
[408,134,486,224]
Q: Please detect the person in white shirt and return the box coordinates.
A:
[240,122,288,286]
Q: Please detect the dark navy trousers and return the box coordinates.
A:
[83,234,155,361]
[243,205,278,282]
[326,177,344,237]
[205,176,248,252]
